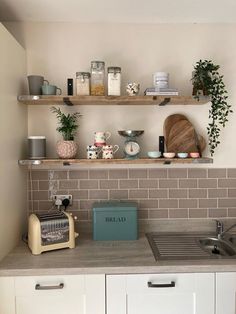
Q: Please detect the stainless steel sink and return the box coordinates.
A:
[226,234,236,246]
[146,232,236,261]
[198,237,236,256]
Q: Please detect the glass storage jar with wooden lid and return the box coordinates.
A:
[76,72,90,95]
[91,61,105,96]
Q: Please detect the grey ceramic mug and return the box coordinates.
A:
[42,84,62,95]
[27,75,49,95]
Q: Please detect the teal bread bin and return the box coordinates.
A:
[92,201,138,240]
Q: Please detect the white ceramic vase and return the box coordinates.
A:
[56,140,78,159]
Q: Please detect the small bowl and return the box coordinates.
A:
[163,152,175,158]
[177,152,188,159]
[147,151,162,158]
[189,152,200,158]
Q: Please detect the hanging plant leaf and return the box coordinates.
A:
[192,59,232,156]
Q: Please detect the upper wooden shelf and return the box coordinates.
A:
[17,95,208,106]
[19,157,213,167]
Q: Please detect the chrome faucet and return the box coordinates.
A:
[215,220,224,239]
[215,220,236,239]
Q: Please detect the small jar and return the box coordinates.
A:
[108,67,121,96]
[76,72,90,96]
[91,61,105,96]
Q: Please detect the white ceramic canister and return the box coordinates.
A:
[107,67,121,96]
[153,72,169,89]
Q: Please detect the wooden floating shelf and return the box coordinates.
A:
[18,157,213,166]
[17,95,209,106]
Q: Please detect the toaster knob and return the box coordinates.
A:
[69,212,78,220]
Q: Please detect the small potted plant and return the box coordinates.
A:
[51,106,82,159]
[192,59,233,156]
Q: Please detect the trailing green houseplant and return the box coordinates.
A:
[192,59,232,156]
[51,106,82,159]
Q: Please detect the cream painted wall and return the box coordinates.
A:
[0,23,27,261]
[4,22,236,166]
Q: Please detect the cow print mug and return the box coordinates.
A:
[87,145,102,159]
[102,145,119,159]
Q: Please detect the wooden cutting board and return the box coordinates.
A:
[167,119,206,153]
[163,114,188,147]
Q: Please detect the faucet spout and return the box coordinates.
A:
[215,220,224,238]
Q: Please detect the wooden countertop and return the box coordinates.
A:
[1,235,236,276]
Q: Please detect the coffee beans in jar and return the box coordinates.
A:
[91,61,105,96]
[108,67,121,96]
[76,72,90,95]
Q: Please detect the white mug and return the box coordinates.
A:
[94,131,111,147]
[102,145,119,159]
[87,145,102,159]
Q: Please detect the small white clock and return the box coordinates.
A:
[124,140,140,158]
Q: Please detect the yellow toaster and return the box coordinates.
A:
[28,211,78,255]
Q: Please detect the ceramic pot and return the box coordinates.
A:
[56,140,78,159]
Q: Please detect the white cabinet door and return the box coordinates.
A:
[0,277,15,314]
[14,274,105,314]
[216,272,236,314]
[107,273,214,314]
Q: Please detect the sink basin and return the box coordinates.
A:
[226,234,236,246]
[198,237,236,256]
[146,233,236,261]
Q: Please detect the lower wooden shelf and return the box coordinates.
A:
[18,157,213,166]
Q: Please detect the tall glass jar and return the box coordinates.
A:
[108,67,121,96]
[91,61,105,96]
[76,72,90,96]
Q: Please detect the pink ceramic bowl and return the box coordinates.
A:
[163,152,175,158]
[189,152,200,158]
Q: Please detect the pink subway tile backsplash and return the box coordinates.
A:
[148,169,167,178]
[227,169,236,178]
[169,189,188,199]
[109,169,128,179]
[149,209,168,219]
[80,180,98,189]
[28,168,236,226]
[120,179,138,189]
[168,169,187,178]
[129,189,148,199]
[89,169,108,179]
[149,189,168,199]
[69,170,88,179]
[188,169,207,178]
[169,208,188,219]
[109,190,128,199]
[129,169,148,178]
[159,179,178,188]
[99,180,118,189]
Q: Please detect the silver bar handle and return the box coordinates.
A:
[35,283,64,290]
[148,281,175,288]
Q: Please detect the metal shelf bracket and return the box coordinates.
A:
[63,97,74,106]
[158,97,171,106]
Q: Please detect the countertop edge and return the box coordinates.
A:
[1,264,236,277]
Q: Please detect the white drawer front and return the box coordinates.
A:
[107,273,214,314]
[15,275,85,297]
